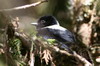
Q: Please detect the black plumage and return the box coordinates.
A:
[32,16,76,42]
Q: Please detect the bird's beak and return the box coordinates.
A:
[31,22,38,26]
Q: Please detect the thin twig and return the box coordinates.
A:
[29,53,35,66]
[0,0,48,12]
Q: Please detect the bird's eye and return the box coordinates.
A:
[41,20,45,24]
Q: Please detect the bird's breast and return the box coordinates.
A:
[37,29,55,40]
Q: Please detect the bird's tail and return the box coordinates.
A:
[59,42,74,54]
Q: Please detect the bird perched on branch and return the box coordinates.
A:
[31,15,76,53]
[31,15,93,64]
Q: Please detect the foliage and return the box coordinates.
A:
[9,38,22,60]
[8,38,27,66]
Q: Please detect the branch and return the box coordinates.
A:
[34,39,93,66]
[52,46,92,66]
[73,52,92,66]
[0,0,48,12]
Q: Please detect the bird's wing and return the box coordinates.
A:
[46,25,76,43]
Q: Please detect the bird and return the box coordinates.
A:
[31,15,76,53]
[31,15,93,64]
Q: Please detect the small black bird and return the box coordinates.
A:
[31,15,76,53]
[31,15,93,64]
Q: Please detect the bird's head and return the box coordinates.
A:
[31,15,59,28]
